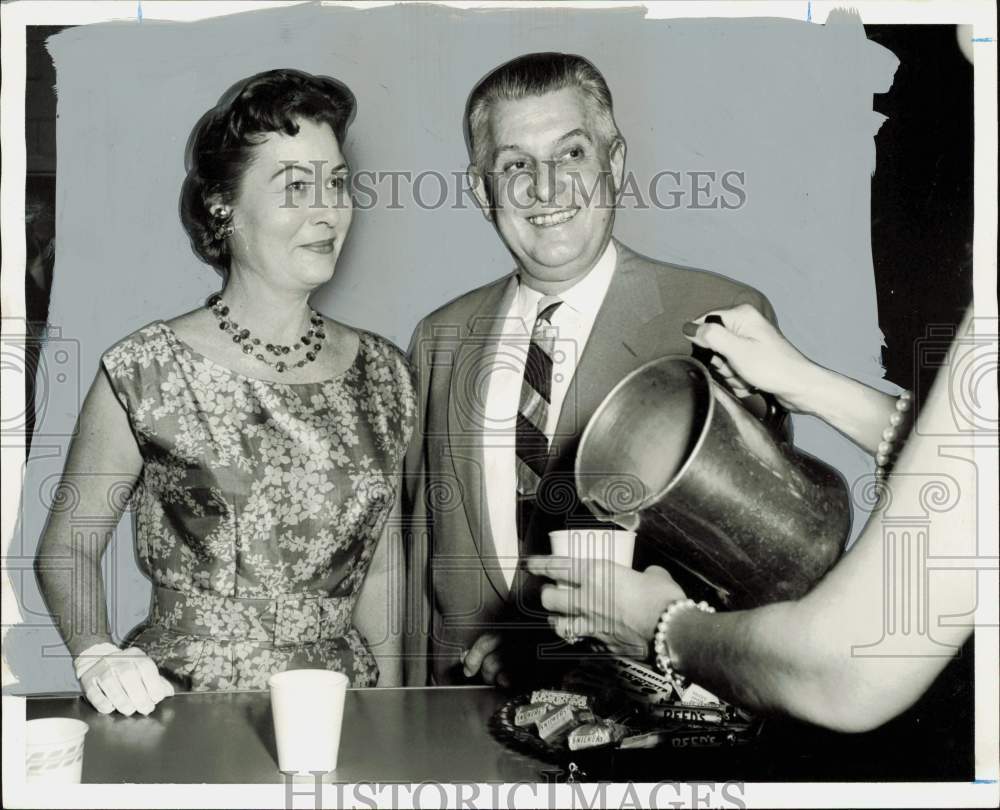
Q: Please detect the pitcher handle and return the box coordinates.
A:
[693,314,789,435]
[759,388,787,434]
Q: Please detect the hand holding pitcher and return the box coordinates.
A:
[682,303,815,410]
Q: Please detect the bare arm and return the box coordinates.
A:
[667,310,978,731]
[34,367,143,657]
[354,480,404,687]
[686,303,899,454]
[780,360,899,456]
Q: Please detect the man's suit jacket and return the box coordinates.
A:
[402,240,775,686]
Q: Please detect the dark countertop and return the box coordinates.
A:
[26,686,547,783]
[24,646,975,785]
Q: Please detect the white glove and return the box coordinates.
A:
[73,643,175,716]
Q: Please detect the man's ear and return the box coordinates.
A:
[467,164,494,223]
[609,137,627,201]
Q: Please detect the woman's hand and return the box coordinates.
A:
[682,303,817,412]
[525,557,686,658]
[683,303,902,454]
[74,643,175,716]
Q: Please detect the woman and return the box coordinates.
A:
[527,303,981,732]
[35,69,415,716]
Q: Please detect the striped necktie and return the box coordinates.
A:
[516,299,563,500]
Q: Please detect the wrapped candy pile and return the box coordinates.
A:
[499,655,759,755]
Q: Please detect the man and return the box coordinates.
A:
[403,52,776,687]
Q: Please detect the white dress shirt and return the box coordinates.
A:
[482,241,618,588]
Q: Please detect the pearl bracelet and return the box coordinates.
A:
[875,390,914,483]
[653,598,715,688]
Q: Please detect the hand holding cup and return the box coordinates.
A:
[530,525,685,658]
[526,528,684,657]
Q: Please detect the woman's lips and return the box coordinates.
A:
[301,238,337,254]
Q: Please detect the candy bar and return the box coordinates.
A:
[514,702,552,727]
[599,656,677,704]
[650,704,727,724]
[681,683,722,706]
[619,727,683,750]
[568,721,627,751]
[565,666,674,708]
[536,704,593,744]
[619,728,737,751]
[609,656,678,695]
[668,729,734,749]
[530,689,591,710]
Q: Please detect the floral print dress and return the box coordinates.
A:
[101,322,415,690]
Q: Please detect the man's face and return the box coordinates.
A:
[472,87,625,294]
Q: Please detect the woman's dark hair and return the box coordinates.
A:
[180,68,356,271]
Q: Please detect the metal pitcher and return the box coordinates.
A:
[574,355,851,608]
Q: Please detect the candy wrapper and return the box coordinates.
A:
[530,689,592,710]
[650,704,728,724]
[680,683,723,707]
[569,656,676,706]
[604,656,678,704]
[514,702,553,727]
[568,721,628,751]
[622,726,751,750]
[536,704,595,745]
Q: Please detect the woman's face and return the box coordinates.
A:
[226,118,352,293]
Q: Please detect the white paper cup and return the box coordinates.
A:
[547,528,637,600]
[25,718,89,784]
[547,529,639,629]
[268,669,349,775]
[549,528,637,567]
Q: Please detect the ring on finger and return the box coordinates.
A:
[556,618,583,645]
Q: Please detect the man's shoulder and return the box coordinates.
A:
[616,241,771,311]
[413,273,513,332]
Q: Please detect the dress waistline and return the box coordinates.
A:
[149,586,354,646]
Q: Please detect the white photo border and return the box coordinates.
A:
[1,1,996,807]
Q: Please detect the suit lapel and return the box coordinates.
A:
[550,241,665,454]
[446,274,518,602]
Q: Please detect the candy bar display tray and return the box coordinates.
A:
[489,689,762,779]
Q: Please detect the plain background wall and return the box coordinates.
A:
[11,4,905,692]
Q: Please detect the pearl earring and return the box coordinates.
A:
[210,207,234,241]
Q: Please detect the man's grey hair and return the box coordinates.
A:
[465,52,623,178]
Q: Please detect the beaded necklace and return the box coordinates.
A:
[206,294,326,373]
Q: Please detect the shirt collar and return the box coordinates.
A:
[515,239,618,319]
